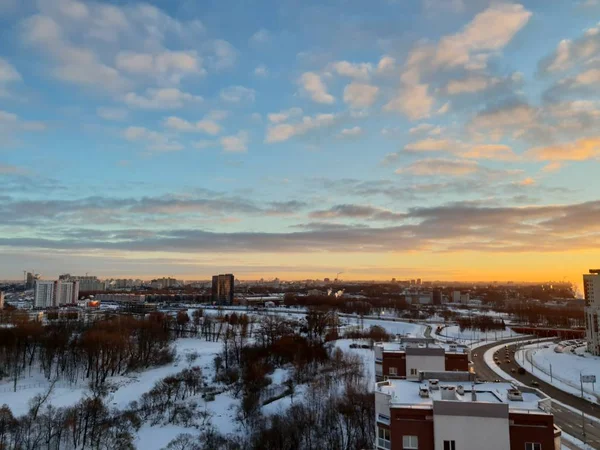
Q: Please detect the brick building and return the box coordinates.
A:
[375,375,561,450]
[375,339,471,381]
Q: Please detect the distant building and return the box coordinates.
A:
[26,272,36,289]
[0,291,4,309]
[584,270,600,355]
[34,281,55,308]
[452,291,461,303]
[460,293,470,304]
[212,274,234,304]
[416,278,422,285]
[59,274,105,291]
[433,289,442,305]
[34,280,79,308]
[374,340,470,381]
[55,280,79,305]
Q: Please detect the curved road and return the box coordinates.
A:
[472,339,600,448]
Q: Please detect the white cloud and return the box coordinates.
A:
[163,116,222,135]
[250,28,271,45]
[339,126,363,138]
[97,107,128,121]
[460,144,517,161]
[220,85,256,103]
[433,4,532,69]
[445,75,500,94]
[0,110,46,132]
[405,138,457,152]
[343,82,379,108]
[0,57,21,95]
[254,65,269,77]
[268,107,303,124]
[384,83,433,120]
[265,113,337,143]
[206,39,237,70]
[124,88,202,110]
[377,56,396,74]
[396,158,479,176]
[298,72,335,104]
[123,126,183,152]
[115,50,204,83]
[221,131,249,152]
[574,68,600,85]
[329,61,373,80]
[437,102,451,115]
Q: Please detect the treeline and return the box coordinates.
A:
[503,303,584,328]
[283,294,409,316]
[0,313,174,391]
[165,382,374,450]
[457,316,506,332]
[0,387,140,450]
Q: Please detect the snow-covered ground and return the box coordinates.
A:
[437,325,522,344]
[0,337,240,446]
[516,343,600,403]
[341,316,427,337]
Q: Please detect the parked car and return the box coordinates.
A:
[518,367,526,375]
[531,380,539,387]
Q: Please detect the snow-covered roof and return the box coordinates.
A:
[376,379,547,413]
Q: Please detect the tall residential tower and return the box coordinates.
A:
[584,270,600,355]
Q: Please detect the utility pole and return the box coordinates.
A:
[582,410,587,443]
[580,374,584,399]
[550,364,552,383]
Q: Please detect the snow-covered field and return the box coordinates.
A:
[517,343,600,403]
[340,316,427,337]
[437,325,521,344]
[0,338,240,447]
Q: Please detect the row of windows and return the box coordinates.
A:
[376,427,542,450]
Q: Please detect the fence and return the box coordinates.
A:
[522,347,600,402]
[0,380,86,394]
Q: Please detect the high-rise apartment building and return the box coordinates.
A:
[55,280,80,305]
[26,272,35,289]
[212,274,234,304]
[584,270,600,355]
[59,274,105,291]
[34,280,80,308]
[0,291,4,309]
[34,281,56,308]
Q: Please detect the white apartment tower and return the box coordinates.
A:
[584,270,600,355]
[34,280,80,308]
[55,280,80,306]
[34,281,56,308]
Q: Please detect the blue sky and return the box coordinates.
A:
[1,0,600,282]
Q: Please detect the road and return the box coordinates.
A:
[472,339,600,449]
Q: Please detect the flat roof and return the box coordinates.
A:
[376,379,547,413]
[377,341,469,354]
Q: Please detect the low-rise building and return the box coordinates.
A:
[375,376,561,450]
[375,339,470,381]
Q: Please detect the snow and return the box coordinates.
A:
[135,424,200,450]
[516,343,600,404]
[341,316,427,337]
[437,325,522,345]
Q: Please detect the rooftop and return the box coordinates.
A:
[376,340,469,354]
[376,379,548,413]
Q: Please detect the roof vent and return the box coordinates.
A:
[456,385,465,395]
[507,389,523,401]
[419,385,429,398]
[429,379,440,390]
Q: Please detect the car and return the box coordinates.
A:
[531,381,539,387]
[511,368,516,373]
[496,361,501,365]
[505,359,511,363]
[518,367,526,375]
[494,379,501,383]
[474,353,478,357]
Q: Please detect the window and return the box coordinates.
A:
[377,427,391,450]
[403,435,418,449]
[525,444,541,450]
[443,441,456,450]
[410,368,418,375]
[389,367,398,376]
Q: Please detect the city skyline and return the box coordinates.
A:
[1,0,600,285]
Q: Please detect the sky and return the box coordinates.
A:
[1,0,600,284]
